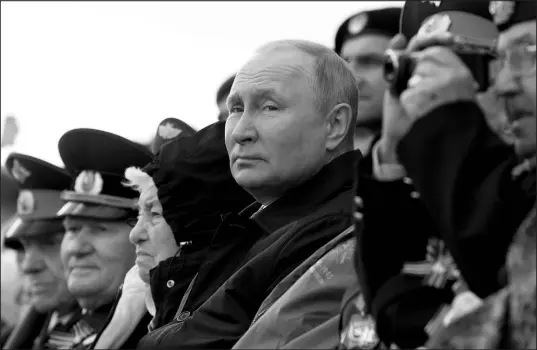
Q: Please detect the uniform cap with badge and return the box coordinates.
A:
[384,0,500,96]
[3,153,72,250]
[56,129,153,220]
[334,7,402,56]
[151,117,196,155]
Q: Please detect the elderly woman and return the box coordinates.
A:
[125,121,254,330]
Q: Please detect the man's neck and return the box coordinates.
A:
[77,295,114,314]
[354,127,377,156]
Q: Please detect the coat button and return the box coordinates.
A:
[166,280,175,288]
[403,177,413,185]
[410,191,420,199]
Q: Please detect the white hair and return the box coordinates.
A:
[124,167,157,204]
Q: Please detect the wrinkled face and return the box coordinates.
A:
[340,34,391,126]
[494,21,536,157]
[16,230,72,312]
[17,232,72,312]
[225,48,328,199]
[129,190,178,284]
[61,217,135,303]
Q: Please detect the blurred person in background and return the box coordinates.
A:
[0,166,21,336]
[216,74,236,122]
[1,153,78,350]
[423,1,536,348]
[56,128,153,349]
[335,7,401,156]
[138,38,358,348]
[347,1,503,348]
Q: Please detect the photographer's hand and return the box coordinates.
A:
[378,34,414,165]
[400,33,479,120]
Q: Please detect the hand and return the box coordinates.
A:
[379,34,415,163]
[400,33,478,120]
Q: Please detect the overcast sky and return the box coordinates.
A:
[1,1,403,166]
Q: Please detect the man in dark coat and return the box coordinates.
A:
[1,153,79,350]
[137,39,359,348]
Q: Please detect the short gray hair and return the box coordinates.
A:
[256,40,359,124]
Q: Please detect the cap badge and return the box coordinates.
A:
[74,170,104,195]
[11,159,31,183]
[347,13,368,35]
[17,190,35,215]
[418,14,452,37]
[158,122,183,140]
[489,1,515,26]
[422,0,441,7]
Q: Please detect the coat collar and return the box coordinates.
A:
[236,150,360,234]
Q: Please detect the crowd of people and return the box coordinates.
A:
[0,1,535,349]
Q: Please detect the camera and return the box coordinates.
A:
[383,36,497,96]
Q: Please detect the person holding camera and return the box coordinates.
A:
[350,1,505,348]
[354,0,535,348]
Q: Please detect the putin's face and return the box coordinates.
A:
[225,48,328,200]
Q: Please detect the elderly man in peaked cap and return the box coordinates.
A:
[1,153,79,350]
[56,128,153,349]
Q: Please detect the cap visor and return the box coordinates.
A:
[57,201,134,220]
[4,218,64,250]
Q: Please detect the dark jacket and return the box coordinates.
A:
[352,137,443,348]
[232,226,355,349]
[137,150,358,348]
[397,101,535,298]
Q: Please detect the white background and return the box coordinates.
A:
[1,1,403,166]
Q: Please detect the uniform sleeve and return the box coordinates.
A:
[355,173,443,348]
[397,101,536,298]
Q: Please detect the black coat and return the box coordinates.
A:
[137,151,358,348]
[398,101,535,298]
[351,138,444,348]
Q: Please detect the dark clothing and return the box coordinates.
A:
[137,150,358,348]
[352,135,443,348]
[233,226,355,349]
[397,101,535,298]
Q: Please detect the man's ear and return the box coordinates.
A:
[325,103,353,152]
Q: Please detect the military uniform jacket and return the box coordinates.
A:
[352,138,445,348]
[397,101,535,298]
[137,151,358,349]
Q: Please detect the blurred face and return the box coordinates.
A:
[129,191,178,284]
[493,21,536,157]
[340,34,391,126]
[17,230,72,312]
[61,217,135,309]
[218,100,230,122]
[225,48,328,200]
